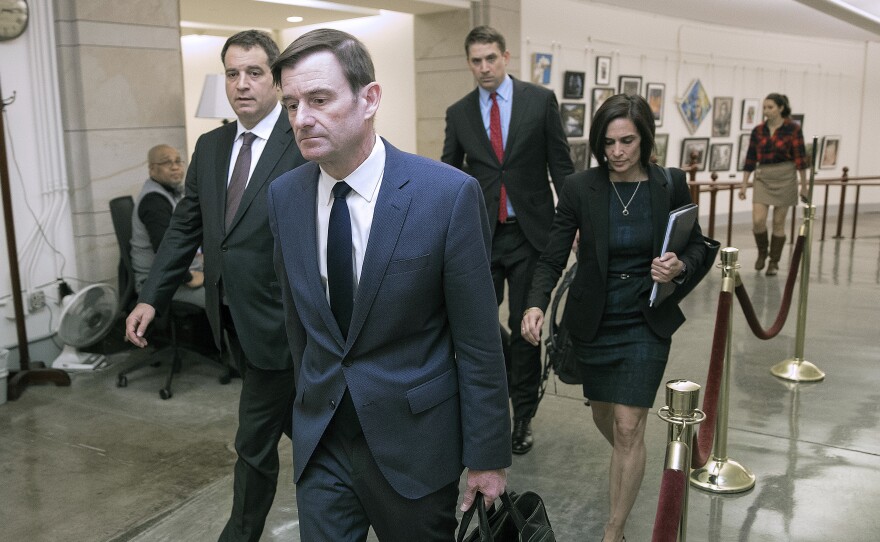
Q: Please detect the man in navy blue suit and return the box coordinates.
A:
[267,29,511,541]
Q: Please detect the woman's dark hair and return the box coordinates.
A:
[588,94,655,169]
[765,93,792,118]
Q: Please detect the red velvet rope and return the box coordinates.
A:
[652,469,686,542]
[691,291,732,468]
[734,235,806,340]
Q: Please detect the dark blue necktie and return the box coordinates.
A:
[328,182,353,338]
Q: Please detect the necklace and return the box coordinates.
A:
[610,180,643,216]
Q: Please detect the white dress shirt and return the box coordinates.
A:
[317,136,385,303]
[227,103,283,188]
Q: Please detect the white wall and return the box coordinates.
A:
[181,35,234,160]
[521,0,880,216]
[0,0,76,351]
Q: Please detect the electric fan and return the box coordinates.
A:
[51,283,118,371]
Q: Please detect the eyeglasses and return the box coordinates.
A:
[151,159,185,167]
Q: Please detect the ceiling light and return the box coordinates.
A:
[286,16,304,23]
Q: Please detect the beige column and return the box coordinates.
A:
[53,0,185,284]
[414,0,521,160]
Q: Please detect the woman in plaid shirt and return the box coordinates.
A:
[738,93,808,276]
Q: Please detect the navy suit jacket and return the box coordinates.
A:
[527,165,708,341]
[442,77,573,252]
[139,113,306,369]
[268,139,512,499]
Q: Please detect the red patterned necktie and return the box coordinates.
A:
[490,92,508,223]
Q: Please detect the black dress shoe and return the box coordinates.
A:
[511,419,533,455]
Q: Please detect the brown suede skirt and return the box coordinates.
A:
[754,161,797,207]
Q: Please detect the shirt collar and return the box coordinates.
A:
[236,102,282,142]
[319,136,386,205]
[478,75,512,105]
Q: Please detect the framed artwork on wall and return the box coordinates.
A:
[591,87,615,118]
[677,79,711,135]
[653,133,669,167]
[680,137,709,171]
[645,83,665,127]
[741,98,760,131]
[563,71,585,99]
[531,53,553,85]
[569,141,590,173]
[819,136,840,169]
[560,103,586,137]
[791,113,804,131]
[737,133,751,171]
[618,75,642,96]
[595,56,611,85]
[709,143,733,171]
[712,97,733,137]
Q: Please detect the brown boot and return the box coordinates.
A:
[754,231,769,270]
[766,235,786,276]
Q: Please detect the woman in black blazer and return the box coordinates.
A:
[522,94,707,542]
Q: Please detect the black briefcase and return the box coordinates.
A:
[457,491,556,542]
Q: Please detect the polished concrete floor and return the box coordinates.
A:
[1,212,879,542]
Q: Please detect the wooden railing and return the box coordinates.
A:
[678,165,880,246]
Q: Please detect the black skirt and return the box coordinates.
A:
[572,321,670,408]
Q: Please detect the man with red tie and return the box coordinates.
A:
[442,25,574,455]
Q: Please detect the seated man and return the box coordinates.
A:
[130,144,204,307]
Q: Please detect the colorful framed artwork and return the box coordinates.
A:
[595,56,611,85]
[591,87,615,119]
[737,133,750,171]
[680,137,709,171]
[653,133,669,167]
[741,98,760,131]
[569,141,589,173]
[645,83,665,127]
[712,97,733,137]
[819,136,840,169]
[531,53,553,85]
[560,103,586,138]
[677,79,711,135]
[709,143,733,171]
[563,71,585,99]
[618,75,642,96]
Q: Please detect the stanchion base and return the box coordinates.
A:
[690,457,756,494]
[770,358,825,382]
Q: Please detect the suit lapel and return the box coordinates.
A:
[506,78,527,159]
[464,89,500,166]
[226,114,293,234]
[215,123,237,228]
[345,141,411,349]
[289,163,347,347]
[587,170,611,279]
[649,164,671,255]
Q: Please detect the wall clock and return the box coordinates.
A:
[0,0,29,42]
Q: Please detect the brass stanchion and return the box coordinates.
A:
[691,248,756,493]
[771,136,825,381]
[657,380,705,542]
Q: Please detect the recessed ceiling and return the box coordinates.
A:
[179,0,470,35]
[180,0,880,41]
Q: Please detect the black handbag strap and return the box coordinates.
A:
[456,492,493,542]
[500,491,527,531]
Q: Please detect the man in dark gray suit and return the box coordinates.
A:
[442,25,573,455]
[125,30,306,542]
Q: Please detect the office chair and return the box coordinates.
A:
[109,195,227,399]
